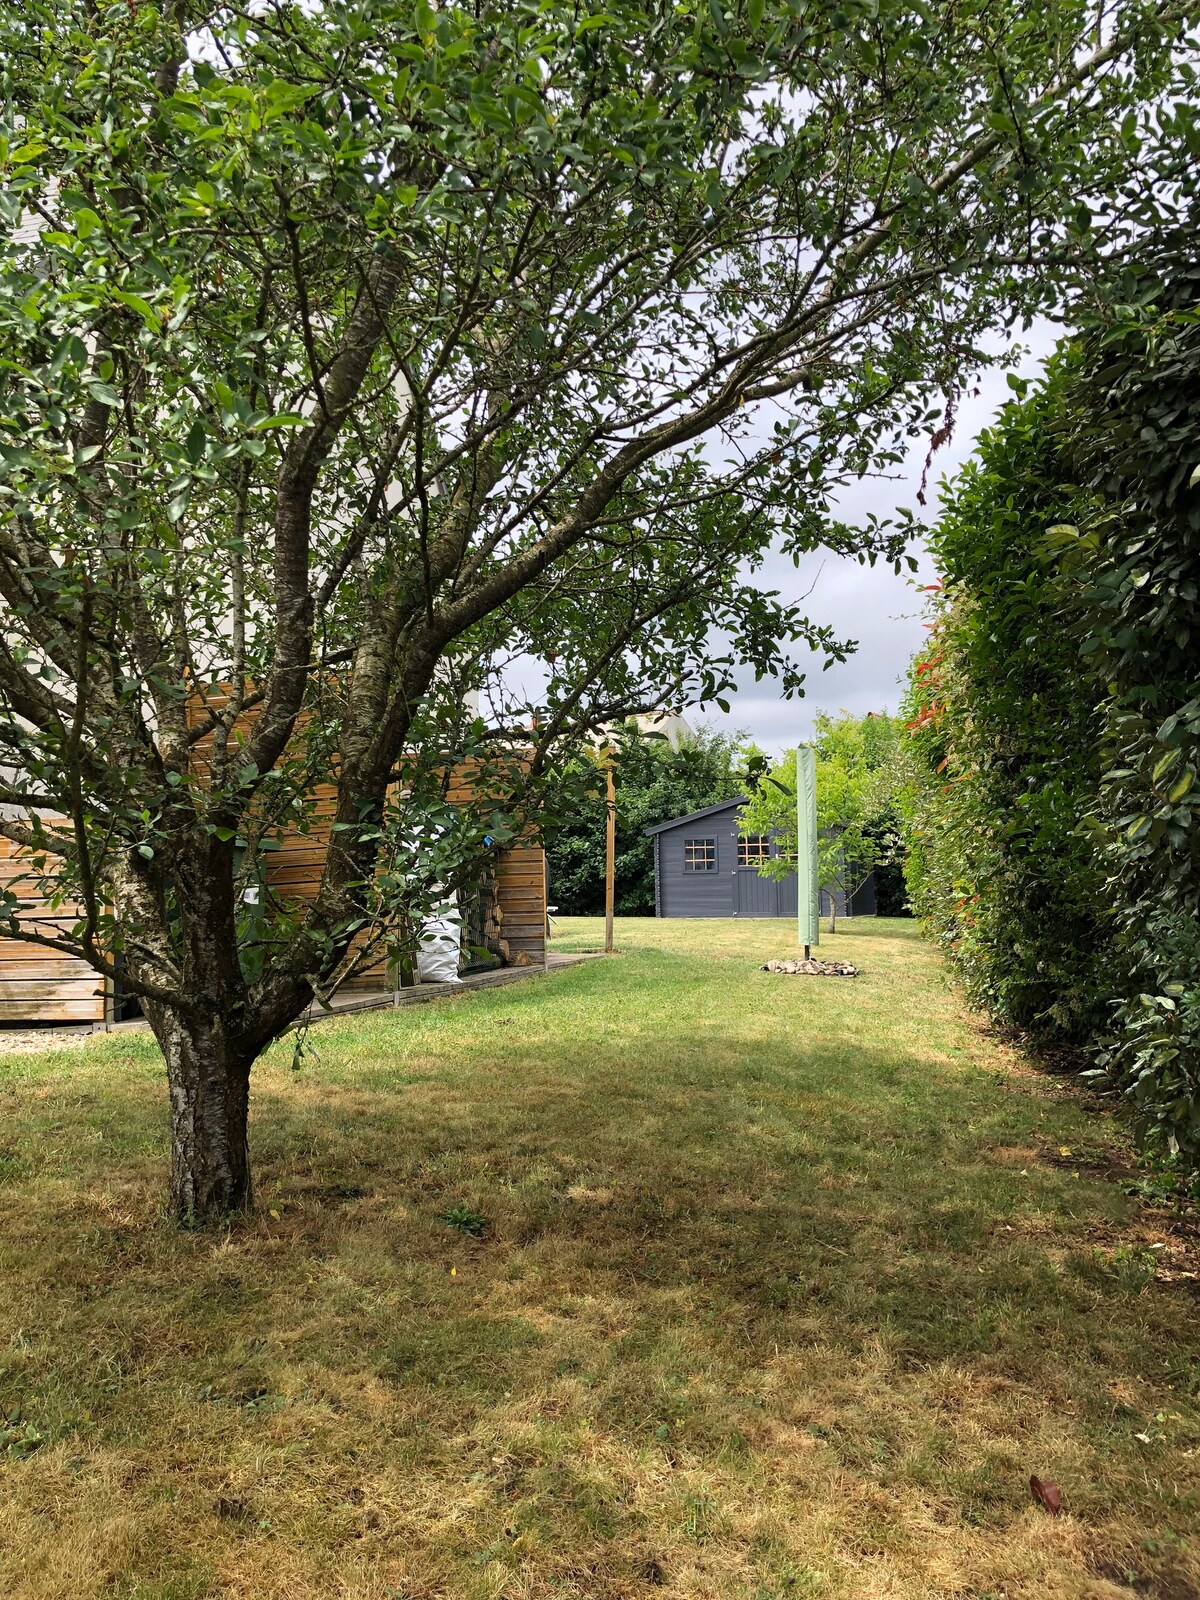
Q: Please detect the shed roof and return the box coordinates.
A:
[643,797,749,837]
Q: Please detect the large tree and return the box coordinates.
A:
[0,0,1191,1222]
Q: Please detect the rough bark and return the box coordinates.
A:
[150,1004,255,1225]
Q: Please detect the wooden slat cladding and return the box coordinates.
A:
[189,696,546,976]
[0,706,546,1025]
[0,836,109,1022]
[496,848,546,954]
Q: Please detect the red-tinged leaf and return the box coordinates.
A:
[1030,1475,1062,1515]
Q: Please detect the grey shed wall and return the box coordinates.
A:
[649,799,875,920]
[652,801,796,919]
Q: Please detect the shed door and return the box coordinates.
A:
[732,866,779,917]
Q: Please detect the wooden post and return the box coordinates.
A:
[604,753,616,954]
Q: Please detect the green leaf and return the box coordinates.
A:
[185,418,206,464]
[114,290,161,329]
[87,381,121,407]
[165,486,190,523]
[250,413,306,431]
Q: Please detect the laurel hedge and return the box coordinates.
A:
[904,240,1200,1167]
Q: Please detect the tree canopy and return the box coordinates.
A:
[0,0,1192,1219]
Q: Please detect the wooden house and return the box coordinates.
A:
[0,763,546,1026]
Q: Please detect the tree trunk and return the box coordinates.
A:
[153,1006,254,1226]
[828,891,837,934]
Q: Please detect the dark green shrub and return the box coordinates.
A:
[902,376,1113,1046]
[903,236,1200,1167]
[1059,242,1200,1159]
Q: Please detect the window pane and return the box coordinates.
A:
[683,837,716,871]
[737,834,770,866]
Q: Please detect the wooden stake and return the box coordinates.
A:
[604,754,616,954]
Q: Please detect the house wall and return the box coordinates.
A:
[657,814,742,916]
[656,804,799,918]
[0,757,545,1026]
[0,835,109,1022]
[249,775,545,993]
[186,699,546,983]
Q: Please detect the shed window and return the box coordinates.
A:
[737,834,770,866]
[683,837,717,871]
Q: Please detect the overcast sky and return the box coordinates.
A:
[692,327,1058,757]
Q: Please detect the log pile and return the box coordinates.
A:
[762,958,859,978]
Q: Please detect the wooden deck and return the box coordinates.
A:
[293,949,600,1027]
[0,950,601,1049]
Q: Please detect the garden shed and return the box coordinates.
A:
[645,798,876,920]
[0,762,546,1026]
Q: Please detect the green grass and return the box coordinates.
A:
[1,916,1198,1599]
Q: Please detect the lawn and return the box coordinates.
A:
[1,917,1198,1600]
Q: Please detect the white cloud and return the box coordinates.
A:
[697,326,1059,755]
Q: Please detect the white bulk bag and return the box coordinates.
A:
[417,894,463,984]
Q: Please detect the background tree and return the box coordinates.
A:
[546,724,760,916]
[0,0,1191,1221]
[740,711,905,930]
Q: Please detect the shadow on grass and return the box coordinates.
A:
[1,990,1198,1597]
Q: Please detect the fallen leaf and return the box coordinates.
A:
[1030,1474,1062,1515]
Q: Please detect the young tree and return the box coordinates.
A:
[0,0,1190,1222]
[740,713,904,929]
